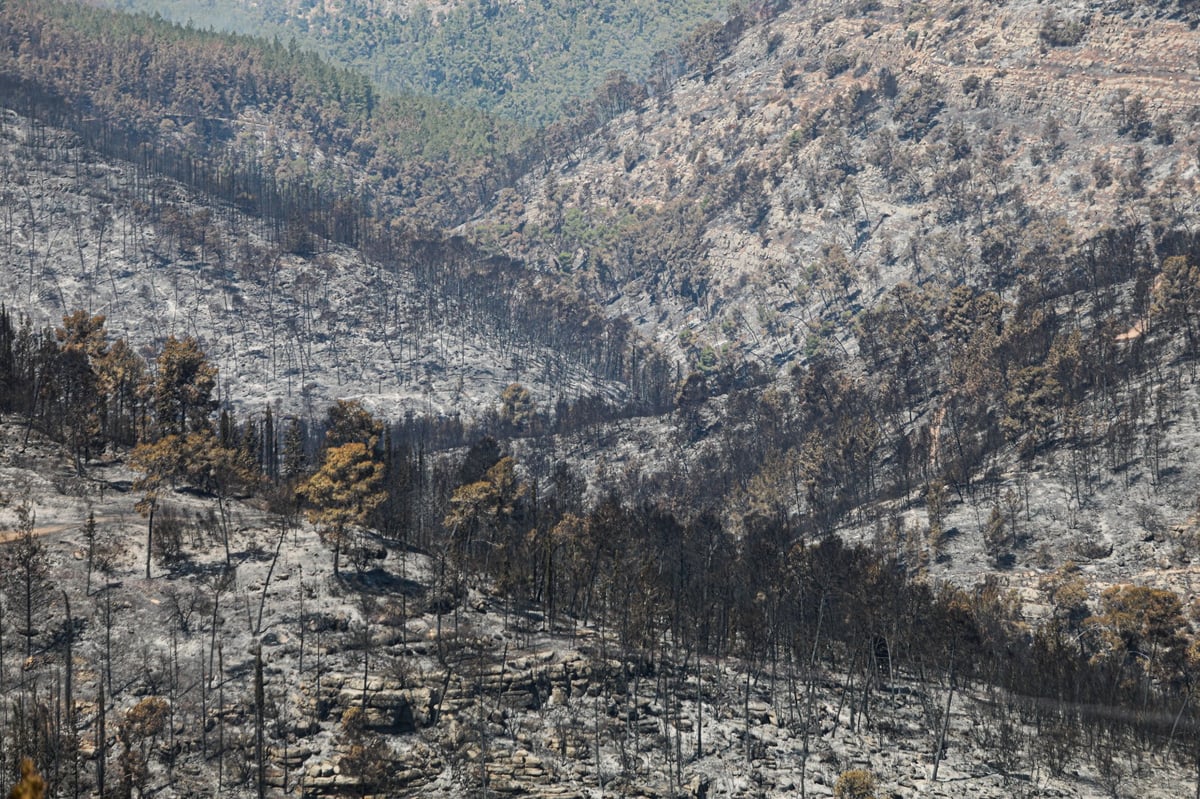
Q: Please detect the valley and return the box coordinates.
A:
[2,0,1200,796]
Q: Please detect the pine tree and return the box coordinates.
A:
[1,500,50,661]
[132,337,220,576]
[54,311,108,470]
[300,442,386,575]
[152,336,217,437]
[130,436,183,579]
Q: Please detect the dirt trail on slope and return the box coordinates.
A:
[0,514,127,544]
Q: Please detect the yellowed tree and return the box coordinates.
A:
[132,429,259,572]
[1001,364,1062,458]
[301,442,386,575]
[499,383,534,431]
[131,435,185,578]
[183,430,260,565]
[56,310,107,357]
[548,512,589,621]
[7,757,45,799]
[47,310,109,469]
[1086,584,1190,685]
[324,398,382,449]
[834,769,876,799]
[1151,255,1200,351]
[118,697,168,799]
[95,337,147,446]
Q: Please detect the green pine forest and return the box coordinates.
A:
[96,0,730,125]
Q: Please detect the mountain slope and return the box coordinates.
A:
[0,1,684,419]
[1,418,1197,799]
[455,0,1200,594]
[6,2,1200,795]
[0,106,650,419]
[1,0,532,228]
[476,0,1200,369]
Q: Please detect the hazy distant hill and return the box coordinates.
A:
[95,0,730,124]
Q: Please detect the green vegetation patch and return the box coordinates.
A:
[93,0,730,125]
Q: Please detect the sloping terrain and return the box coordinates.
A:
[459,0,1200,594]
[4,1,1200,796]
[0,0,533,229]
[0,0,1195,607]
[0,0,685,424]
[0,419,1194,799]
[476,0,1200,368]
[0,109,627,418]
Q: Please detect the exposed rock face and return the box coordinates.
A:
[294,654,605,796]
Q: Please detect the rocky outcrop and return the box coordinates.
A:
[294,648,641,797]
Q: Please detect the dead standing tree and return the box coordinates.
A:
[1,500,51,663]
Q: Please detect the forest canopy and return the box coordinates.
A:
[90,0,732,125]
[0,0,532,227]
